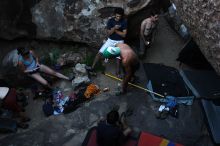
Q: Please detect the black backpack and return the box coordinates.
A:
[42,101,54,117]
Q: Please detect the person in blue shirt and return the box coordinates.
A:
[90,7,127,78]
[17,47,71,89]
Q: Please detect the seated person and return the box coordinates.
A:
[17,47,71,89]
[0,87,30,128]
[97,110,132,146]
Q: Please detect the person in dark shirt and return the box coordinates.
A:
[90,7,127,78]
[97,110,132,146]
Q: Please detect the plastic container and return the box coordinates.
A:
[103,87,110,92]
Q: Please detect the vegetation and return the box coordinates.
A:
[83,53,105,72]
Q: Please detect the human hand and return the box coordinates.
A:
[36,63,40,67]
[144,41,150,46]
[99,116,105,121]
[114,25,121,29]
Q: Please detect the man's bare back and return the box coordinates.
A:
[116,43,139,93]
[116,43,138,67]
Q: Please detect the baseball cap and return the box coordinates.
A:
[102,47,121,58]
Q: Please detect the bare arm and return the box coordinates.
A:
[107,27,116,36]
[140,20,151,45]
[92,52,102,69]
[115,29,127,38]
[30,50,39,64]
[17,61,26,73]
[140,21,146,40]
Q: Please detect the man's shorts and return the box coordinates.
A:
[99,38,124,53]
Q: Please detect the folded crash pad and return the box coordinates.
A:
[176,39,213,70]
[137,132,183,146]
[180,70,220,144]
[144,63,194,105]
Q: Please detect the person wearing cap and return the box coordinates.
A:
[139,14,159,56]
[17,47,71,89]
[90,7,127,77]
[103,43,139,94]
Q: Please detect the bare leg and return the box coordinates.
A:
[39,64,69,80]
[29,72,52,88]
[92,52,102,69]
[116,58,122,78]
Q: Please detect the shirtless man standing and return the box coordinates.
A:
[102,43,139,94]
[139,14,158,56]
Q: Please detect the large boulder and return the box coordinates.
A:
[31,0,152,47]
[171,0,220,74]
[57,52,83,66]
[72,63,90,88]
[0,0,152,46]
[0,0,37,40]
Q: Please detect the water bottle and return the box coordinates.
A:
[117,83,122,92]
[104,58,109,63]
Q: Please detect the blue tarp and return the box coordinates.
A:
[147,80,194,105]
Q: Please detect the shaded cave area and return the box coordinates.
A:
[0,1,218,146]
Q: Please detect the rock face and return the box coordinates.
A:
[0,0,37,39]
[57,52,83,66]
[172,0,220,74]
[32,0,152,46]
[72,63,90,88]
[0,0,151,46]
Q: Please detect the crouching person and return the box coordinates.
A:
[102,43,140,94]
[0,87,30,129]
[97,110,132,146]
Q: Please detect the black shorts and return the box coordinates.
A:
[28,67,40,75]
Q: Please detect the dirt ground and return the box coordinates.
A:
[143,16,184,67]
[0,16,215,146]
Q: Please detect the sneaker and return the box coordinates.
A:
[115,91,123,96]
[68,75,75,81]
[124,107,133,117]
[21,117,31,123]
[116,74,123,79]
[17,122,29,129]
[85,65,93,71]
[88,71,97,76]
